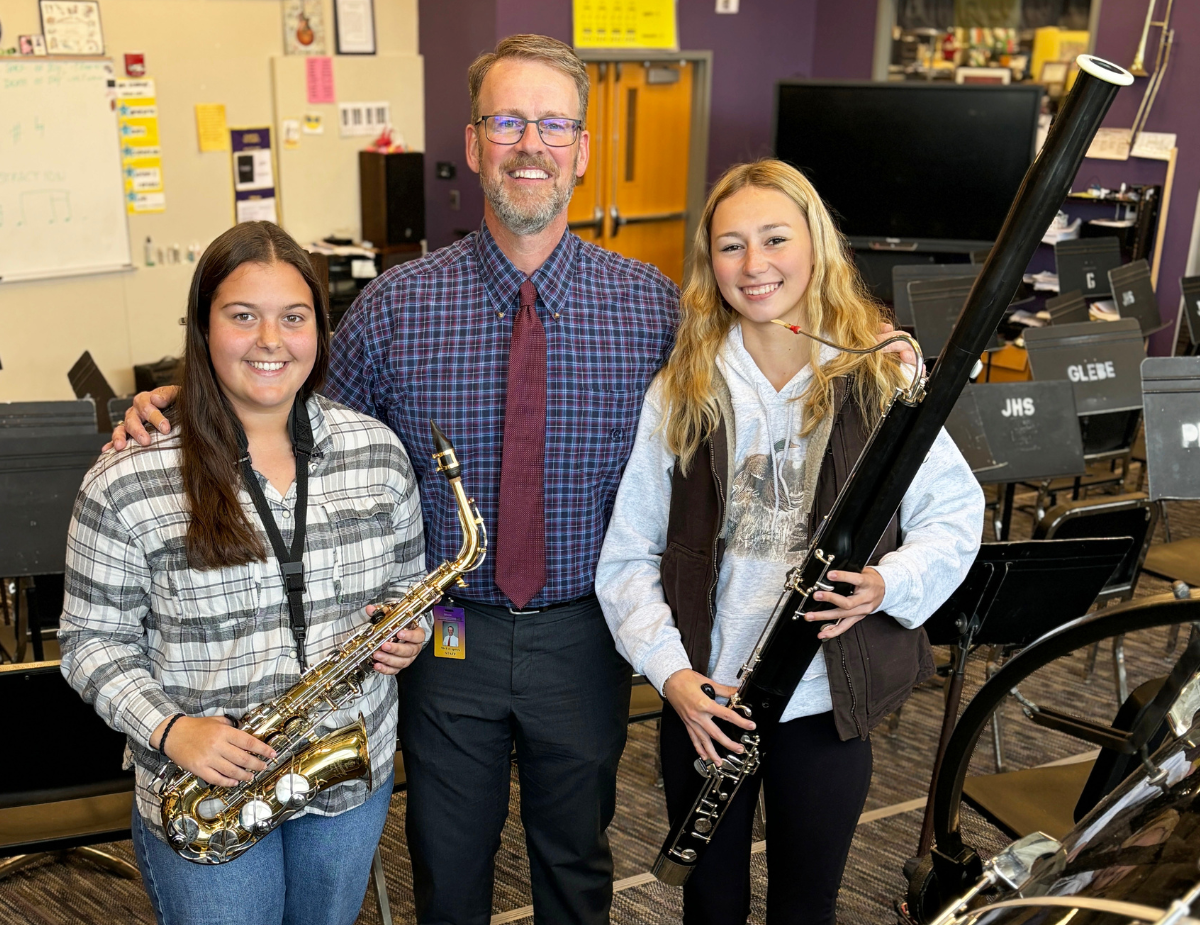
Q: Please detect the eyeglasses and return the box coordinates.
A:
[475,115,582,147]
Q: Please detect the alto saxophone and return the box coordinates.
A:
[160,421,486,864]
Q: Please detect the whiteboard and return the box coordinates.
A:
[0,59,133,283]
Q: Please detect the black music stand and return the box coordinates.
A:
[1141,357,1200,592]
[944,390,1004,477]
[970,381,1086,539]
[913,536,1132,856]
[67,351,118,432]
[0,405,107,660]
[1181,275,1200,356]
[1109,259,1171,337]
[1024,318,1145,416]
[892,264,981,328]
[1055,237,1122,301]
[1044,289,1089,325]
[1025,318,1146,503]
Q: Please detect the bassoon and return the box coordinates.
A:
[653,55,1135,886]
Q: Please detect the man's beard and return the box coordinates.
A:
[479,148,578,236]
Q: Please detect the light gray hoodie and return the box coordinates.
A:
[596,325,985,722]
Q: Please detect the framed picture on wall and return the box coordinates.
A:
[282,0,327,56]
[334,0,376,55]
[40,0,104,55]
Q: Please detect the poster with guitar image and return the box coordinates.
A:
[282,0,326,55]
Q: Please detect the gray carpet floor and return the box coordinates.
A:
[2,478,1196,925]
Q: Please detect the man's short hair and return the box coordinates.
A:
[468,34,589,126]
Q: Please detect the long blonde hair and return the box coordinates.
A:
[659,159,908,474]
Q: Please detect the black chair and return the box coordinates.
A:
[1033,491,1158,704]
[1031,408,1143,521]
[0,661,137,881]
[960,675,1170,842]
[911,538,1129,856]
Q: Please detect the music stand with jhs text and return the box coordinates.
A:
[966,380,1086,540]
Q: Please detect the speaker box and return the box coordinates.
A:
[360,151,425,247]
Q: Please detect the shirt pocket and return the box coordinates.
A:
[326,494,397,610]
[578,387,644,476]
[163,559,262,646]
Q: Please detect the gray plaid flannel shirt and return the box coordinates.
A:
[59,395,425,840]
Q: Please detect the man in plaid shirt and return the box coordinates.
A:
[117,35,678,925]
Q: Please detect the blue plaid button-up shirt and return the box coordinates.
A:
[327,222,679,607]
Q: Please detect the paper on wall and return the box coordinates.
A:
[1131,132,1177,162]
[196,104,230,152]
[1086,127,1132,161]
[236,197,278,223]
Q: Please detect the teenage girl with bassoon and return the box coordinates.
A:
[596,159,984,925]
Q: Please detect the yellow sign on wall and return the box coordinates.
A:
[117,78,165,213]
[573,0,678,50]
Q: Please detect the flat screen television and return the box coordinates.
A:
[774,81,1042,252]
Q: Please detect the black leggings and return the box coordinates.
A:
[660,704,873,925]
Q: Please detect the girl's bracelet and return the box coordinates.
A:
[157,712,187,758]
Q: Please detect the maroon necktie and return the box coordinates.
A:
[496,279,546,609]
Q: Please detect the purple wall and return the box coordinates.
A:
[677,4,818,182]
[419,0,497,250]
[811,0,878,79]
[419,0,819,248]
[495,0,571,42]
[1082,1,1199,355]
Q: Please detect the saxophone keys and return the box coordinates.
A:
[240,799,274,834]
[168,814,199,846]
[276,772,312,808]
[207,827,241,859]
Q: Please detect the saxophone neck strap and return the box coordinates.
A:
[236,394,314,671]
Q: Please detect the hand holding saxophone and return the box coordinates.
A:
[806,568,886,640]
[662,670,756,766]
[367,604,427,675]
[151,716,277,789]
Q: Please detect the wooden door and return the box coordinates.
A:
[604,61,693,285]
[567,62,609,244]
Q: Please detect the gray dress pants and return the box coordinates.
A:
[397,596,632,925]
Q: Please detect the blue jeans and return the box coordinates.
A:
[132,774,394,925]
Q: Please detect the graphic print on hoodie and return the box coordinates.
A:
[726,445,809,559]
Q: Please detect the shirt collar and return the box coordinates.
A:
[476,219,578,319]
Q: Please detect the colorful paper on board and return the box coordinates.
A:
[306,56,335,104]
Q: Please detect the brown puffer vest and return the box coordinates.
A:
[659,376,935,741]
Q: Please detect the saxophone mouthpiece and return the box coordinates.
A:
[429,420,462,480]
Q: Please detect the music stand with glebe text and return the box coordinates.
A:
[909,536,1131,860]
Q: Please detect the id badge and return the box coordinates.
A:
[433,604,465,659]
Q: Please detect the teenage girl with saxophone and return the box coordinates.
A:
[596,160,985,925]
[59,222,426,925]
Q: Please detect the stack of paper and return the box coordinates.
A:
[1023,271,1060,293]
[1089,300,1119,322]
[1009,309,1047,328]
[1041,212,1081,245]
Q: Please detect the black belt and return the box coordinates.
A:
[456,593,598,615]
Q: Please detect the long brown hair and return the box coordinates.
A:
[175,221,330,569]
[658,159,908,474]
